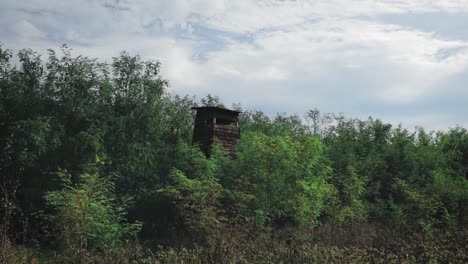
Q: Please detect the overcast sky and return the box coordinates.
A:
[1,0,467,130]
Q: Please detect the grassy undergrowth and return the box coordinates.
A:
[3,224,466,264]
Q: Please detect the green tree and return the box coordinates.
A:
[44,169,141,261]
[232,131,335,225]
[158,146,223,245]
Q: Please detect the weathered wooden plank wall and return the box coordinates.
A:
[192,107,241,155]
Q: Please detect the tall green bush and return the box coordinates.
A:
[44,169,141,259]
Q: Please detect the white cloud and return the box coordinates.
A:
[197,18,468,103]
[13,20,46,39]
[185,0,468,34]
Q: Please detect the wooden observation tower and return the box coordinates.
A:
[191,106,241,155]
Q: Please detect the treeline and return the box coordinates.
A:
[0,46,467,263]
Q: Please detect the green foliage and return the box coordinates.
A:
[232,131,335,225]
[200,94,224,107]
[429,171,468,226]
[44,170,141,255]
[240,111,308,138]
[158,147,223,245]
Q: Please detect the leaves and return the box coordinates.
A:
[231,132,335,225]
[44,171,141,254]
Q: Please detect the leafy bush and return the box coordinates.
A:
[44,170,141,260]
[230,132,335,225]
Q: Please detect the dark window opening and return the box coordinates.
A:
[217,118,236,125]
[204,118,238,127]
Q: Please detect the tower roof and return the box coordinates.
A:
[191,106,241,114]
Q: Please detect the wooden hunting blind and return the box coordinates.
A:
[192,106,241,155]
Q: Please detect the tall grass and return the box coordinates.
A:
[3,224,466,264]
